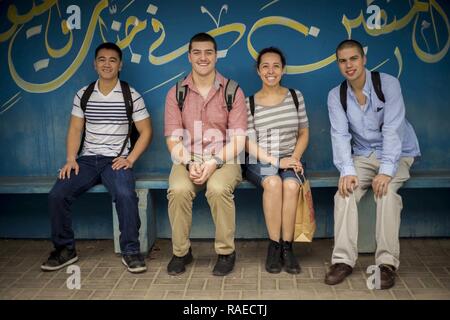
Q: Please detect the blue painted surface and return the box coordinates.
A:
[0,0,449,238]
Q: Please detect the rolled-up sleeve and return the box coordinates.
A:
[379,76,405,177]
[328,89,356,177]
[227,88,247,136]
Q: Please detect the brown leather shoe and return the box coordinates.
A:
[324,263,353,285]
[379,264,396,289]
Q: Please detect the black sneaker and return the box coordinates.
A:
[265,239,282,273]
[281,240,301,274]
[167,247,193,276]
[122,254,147,273]
[41,248,78,271]
[212,251,236,276]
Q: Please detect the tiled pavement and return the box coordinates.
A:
[0,238,449,300]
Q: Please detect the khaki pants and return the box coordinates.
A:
[332,153,414,269]
[167,164,242,257]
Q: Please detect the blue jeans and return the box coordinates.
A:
[48,155,140,255]
[245,162,305,187]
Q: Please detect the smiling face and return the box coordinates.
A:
[257,52,285,88]
[94,48,122,81]
[336,46,367,84]
[188,41,217,78]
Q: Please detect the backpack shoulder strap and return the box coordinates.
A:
[120,80,133,121]
[224,79,239,112]
[249,95,255,117]
[77,81,96,155]
[288,88,299,110]
[339,80,348,113]
[371,71,385,103]
[176,78,188,112]
[117,80,134,157]
[80,81,96,112]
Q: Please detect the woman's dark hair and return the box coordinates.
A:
[256,47,286,68]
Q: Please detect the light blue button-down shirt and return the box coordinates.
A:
[327,69,421,177]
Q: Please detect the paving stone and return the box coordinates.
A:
[0,239,449,300]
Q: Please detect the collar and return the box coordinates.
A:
[95,79,121,92]
[182,71,226,91]
[348,68,372,99]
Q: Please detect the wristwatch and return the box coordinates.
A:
[212,156,224,169]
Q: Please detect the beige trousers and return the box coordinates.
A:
[332,153,414,269]
[167,164,242,257]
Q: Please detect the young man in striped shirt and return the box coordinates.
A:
[41,43,152,274]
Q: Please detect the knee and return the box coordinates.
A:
[114,186,136,201]
[48,185,67,204]
[262,176,282,192]
[168,185,195,200]
[283,180,300,194]
[206,183,233,198]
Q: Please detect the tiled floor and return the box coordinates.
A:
[0,238,449,300]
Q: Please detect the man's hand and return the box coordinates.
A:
[192,159,217,185]
[112,157,134,170]
[59,160,79,179]
[338,175,359,197]
[188,162,203,180]
[372,174,392,198]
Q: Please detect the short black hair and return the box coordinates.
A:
[189,32,217,52]
[256,47,286,68]
[335,39,365,58]
[95,42,122,60]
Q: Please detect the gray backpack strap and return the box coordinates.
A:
[224,79,239,112]
[176,79,188,112]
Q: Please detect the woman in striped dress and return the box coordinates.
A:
[245,47,309,274]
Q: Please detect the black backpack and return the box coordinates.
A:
[248,88,300,116]
[78,80,138,157]
[175,78,240,112]
[339,71,386,132]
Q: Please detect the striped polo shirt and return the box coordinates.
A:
[71,80,150,157]
[246,89,309,158]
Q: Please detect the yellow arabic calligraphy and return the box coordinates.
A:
[116,16,147,49]
[44,7,73,58]
[342,1,429,37]
[148,19,245,65]
[1,0,57,43]
[247,16,336,74]
[412,0,450,63]
[342,0,449,63]
[8,0,109,93]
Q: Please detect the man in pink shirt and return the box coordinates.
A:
[164,33,247,276]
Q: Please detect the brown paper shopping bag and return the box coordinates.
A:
[294,174,316,242]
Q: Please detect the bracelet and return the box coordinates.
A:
[185,160,194,171]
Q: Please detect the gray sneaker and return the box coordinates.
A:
[41,248,78,271]
[122,254,147,273]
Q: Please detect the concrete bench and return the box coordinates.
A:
[1,171,449,254]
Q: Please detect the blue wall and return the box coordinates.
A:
[0,0,449,239]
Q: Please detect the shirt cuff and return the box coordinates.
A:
[379,163,396,177]
[341,165,357,177]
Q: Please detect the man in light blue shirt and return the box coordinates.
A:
[324,40,420,290]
